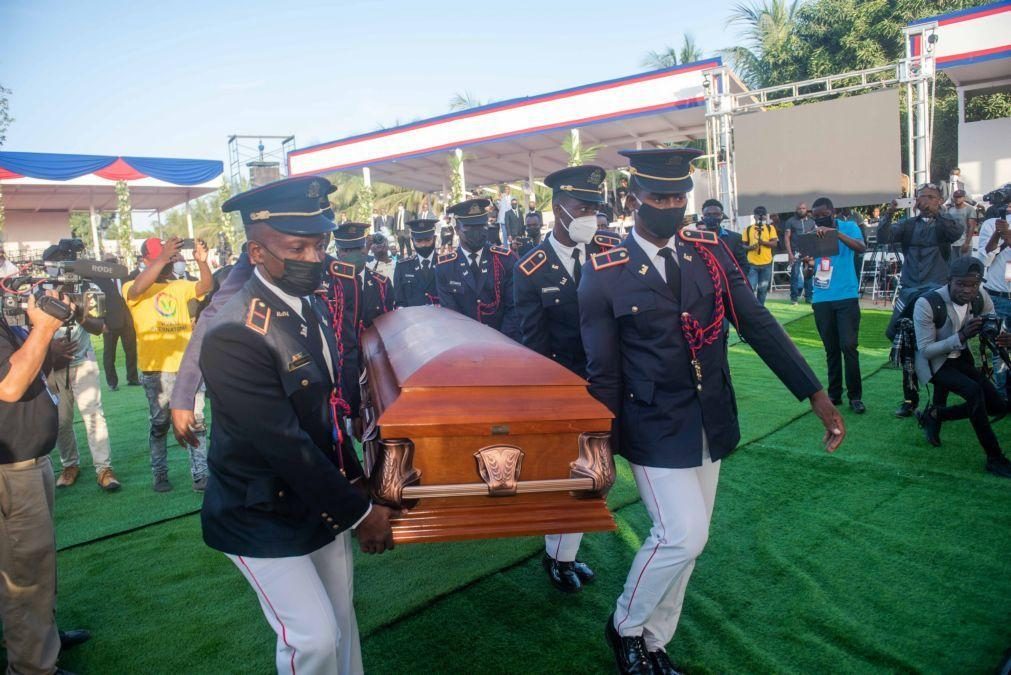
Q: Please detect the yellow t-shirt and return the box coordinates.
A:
[743,224,778,266]
[123,279,203,373]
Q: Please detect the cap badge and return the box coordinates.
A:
[468,203,483,215]
[307,181,321,198]
[589,169,604,184]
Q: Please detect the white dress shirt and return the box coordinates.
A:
[460,246,485,268]
[977,217,1011,293]
[632,228,677,281]
[547,234,586,281]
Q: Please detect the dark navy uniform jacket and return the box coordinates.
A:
[513,230,619,377]
[319,256,393,417]
[579,228,821,469]
[436,245,520,341]
[200,274,369,558]
[393,254,438,308]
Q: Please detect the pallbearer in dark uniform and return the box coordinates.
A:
[319,222,394,426]
[203,176,399,674]
[436,198,520,340]
[393,219,440,307]
[580,149,846,675]
[513,164,619,593]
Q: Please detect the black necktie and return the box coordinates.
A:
[300,297,327,374]
[658,248,681,298]
[422,258,431,271]
[571,248,582,285]
[469,252,481,280]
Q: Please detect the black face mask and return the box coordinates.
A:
[814,215,835,228]
[637,200,686,240]
[701,214,722,230]
[256,242,325,296]
[340,250,369,274]
[414,244,435,259]
[461,228,487,252]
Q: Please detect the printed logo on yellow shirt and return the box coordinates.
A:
[154,292,178,318]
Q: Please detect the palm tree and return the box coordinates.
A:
[641,34,704,69]
[722,0,802,88]
[448,91,485,111]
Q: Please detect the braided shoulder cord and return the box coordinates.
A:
[477,253,505,320]
[679,242,727,363]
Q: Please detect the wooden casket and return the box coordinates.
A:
[359,306,617,544]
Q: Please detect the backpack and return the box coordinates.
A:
[898,287,983,328]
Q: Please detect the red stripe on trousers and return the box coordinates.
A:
[239,556,297,675]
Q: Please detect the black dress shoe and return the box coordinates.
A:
[917,405,941,447]
[127,380,141,386]
[59,628,91,651]
[894,401,916,418]
[830,398,842,406]
[985,454,1011,478]
[571,559,596,584]
[849,399,866,414]
[605,613,653,675]
[542,554,581,593]
[650,649,684,675]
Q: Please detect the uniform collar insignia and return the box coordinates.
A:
[639,264,649,275]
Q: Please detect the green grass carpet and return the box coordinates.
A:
[7,301,1009,673]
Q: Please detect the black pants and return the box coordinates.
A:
[102,320,138,387]
[813,298,862,401]
[397,235,412,257]
[930,351,1006,460]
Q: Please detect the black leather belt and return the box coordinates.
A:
[984,287,1011,300]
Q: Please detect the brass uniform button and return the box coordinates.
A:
[277,490,285,498]
[301,379,310,387]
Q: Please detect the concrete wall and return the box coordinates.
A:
[1,211,71,259]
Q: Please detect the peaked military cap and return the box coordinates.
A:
[447,198,491,226]
[407,218,439,238]
[544,165,606,204]
[221,175,337,235]
[618,148,703,194]
[333,222,370,248]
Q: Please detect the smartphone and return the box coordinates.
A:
[895,197,915,209]
[180,238,195,249]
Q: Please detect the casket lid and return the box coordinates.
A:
[361,306,613,431]
[370,306,587,388]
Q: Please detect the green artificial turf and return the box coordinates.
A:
[6,300,1009,673]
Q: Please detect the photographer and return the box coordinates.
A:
[124,237,212,493]
[974,197,1011,393]
[880,183,965,417]
[0,291,89,674]
[914,257,1011,478]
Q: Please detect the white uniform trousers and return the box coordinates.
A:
[227,533,363,675]
[613,453,721,652]
[544,533,583,562]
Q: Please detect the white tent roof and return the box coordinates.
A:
[288,58,747,192]
[1,174,219,213]
[911,1,1011,86]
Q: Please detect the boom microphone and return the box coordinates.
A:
[63,259,129,279]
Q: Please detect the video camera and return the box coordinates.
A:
[983,184,1011,219]
[0,238,129,328]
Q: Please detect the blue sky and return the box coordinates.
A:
[2,0,747,165]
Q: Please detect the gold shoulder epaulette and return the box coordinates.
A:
[329,260,355,279]
[437,250,458,265]
[519,249,547,276]
[490,244,511,256]
[679,228,718,245]
[593,231,620,250]
[590,247,630,271]
[245,298,271,336]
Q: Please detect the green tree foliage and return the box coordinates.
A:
[0,83,12,148]
[965,88,1011,123]
[723,0,805,88]
[115,181,132,257]
[562,133,603,167]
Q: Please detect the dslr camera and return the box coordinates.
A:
[0,238,128,327]
[979,313,1004,341]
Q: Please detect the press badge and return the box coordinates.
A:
[1004,260,1011,283]
[813,258,833,289]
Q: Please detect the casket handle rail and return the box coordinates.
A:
[366,432,615,507]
